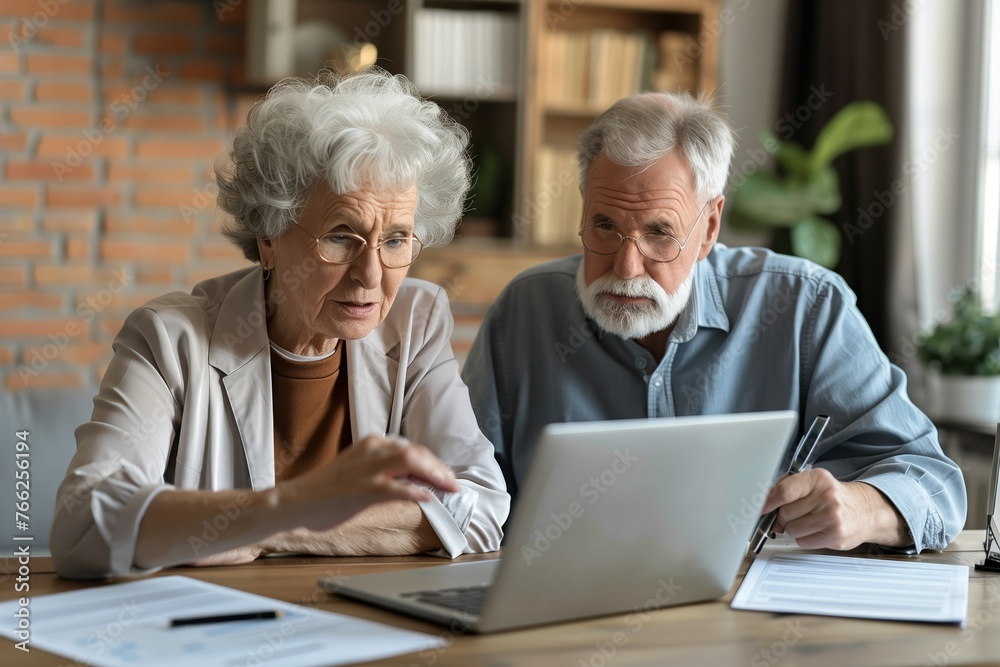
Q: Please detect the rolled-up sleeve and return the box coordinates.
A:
[803,281,967,552]
[51,308,182,579]
[401,287,510,556]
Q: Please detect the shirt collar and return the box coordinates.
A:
[669,252,730,343]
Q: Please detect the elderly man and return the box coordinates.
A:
[462,92,966,553]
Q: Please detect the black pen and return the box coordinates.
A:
[169,610,284,627]
[748,414,831,555]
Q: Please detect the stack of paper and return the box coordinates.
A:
[0,575,445,666]
[732,552,969,626]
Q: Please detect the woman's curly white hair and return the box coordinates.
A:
[217,68,471,262]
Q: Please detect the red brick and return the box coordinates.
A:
[0,214,32,233]
[206,33,244,56]
[9,105,92,128]
[101,58,122,80]
[0,133,27,151]
[108,163,193,184]
[0,266,27,287]
[0,0,94,21]
[46,187,121,208]
[0,291,63,309]
[98,316,125,337]
[74,293,155,311]
[23,341,109,366]
[36,134,129,159]
[0,79,25,100]
[0,318,88,338]
[178,59,224,82]
[0,347,11,364]
[137,267,172,284]
[103,84,201,106]
[103,0,201,24]
[134,31,195,55]
[123,113,206,132]
[6,160,94,181]
[136,139,224,160]
[66,237,89,260]
[105,212,196,235]
[134,186,206,209]
[181,269,211,287]
[0,51,19,74]
[101,239,189,263]
[41,213,97,234]
[100,31,125,54]
[26,54,90,75]
[6,372,86,391]
[33,25,86,48]
[35,81,92,103]
[0,239,53,259]
[0,187,39,207]
[200,242,241,261]
[33,264,92,285]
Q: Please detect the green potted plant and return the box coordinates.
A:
[728,101,894,268]
[917,287,1000,424]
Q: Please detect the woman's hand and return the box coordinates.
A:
[274,435,460,533]
[188,544,263,567]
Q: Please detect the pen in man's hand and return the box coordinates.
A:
[169,610,284,627]
[748,414,831,555]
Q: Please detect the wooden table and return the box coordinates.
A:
[2,531,999,666]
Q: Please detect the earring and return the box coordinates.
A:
[262,267,271,281]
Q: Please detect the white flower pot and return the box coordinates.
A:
[930,374,1000,425]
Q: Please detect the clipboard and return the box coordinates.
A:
[974,423,1000,573]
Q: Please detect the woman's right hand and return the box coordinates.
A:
[273,435,460,532]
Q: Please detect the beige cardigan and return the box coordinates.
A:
[51,266,509,578]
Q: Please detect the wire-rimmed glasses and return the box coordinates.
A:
[578,202,709,263]
[288,222,423,268]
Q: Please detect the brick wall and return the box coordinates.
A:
[0,0,260,391]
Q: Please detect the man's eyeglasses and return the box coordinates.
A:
[578,201,709,264]
[288,222,423,269]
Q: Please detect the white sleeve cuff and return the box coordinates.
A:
[416,484,478,559]
[108,483,171,576]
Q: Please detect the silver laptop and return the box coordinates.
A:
[322,411,797,633]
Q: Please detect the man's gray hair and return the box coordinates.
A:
[577,92,735,202]
[217,68,471,262]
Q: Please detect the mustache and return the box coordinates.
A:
[591,275,663,301]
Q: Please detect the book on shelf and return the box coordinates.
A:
[652,31,699,92]
[412,9,518,98]
[531,145,583,247]
[540,27,700,110]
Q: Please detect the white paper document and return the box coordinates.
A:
[0,575,446,666]
[732,552,969,626]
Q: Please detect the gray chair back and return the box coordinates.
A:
[0,388,93,557]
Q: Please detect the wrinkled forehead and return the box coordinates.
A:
[584,151,698,217]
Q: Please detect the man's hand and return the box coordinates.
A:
[761,468,910,550]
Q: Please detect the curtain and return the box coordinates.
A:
[777,0,908,349]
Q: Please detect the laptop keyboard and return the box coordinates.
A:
[401,586,490,615]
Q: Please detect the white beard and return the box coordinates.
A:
[575,262,694,340]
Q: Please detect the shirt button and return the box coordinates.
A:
[653,381,662,388]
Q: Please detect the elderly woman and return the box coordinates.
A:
[51,70,509,579]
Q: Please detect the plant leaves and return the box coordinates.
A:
[791,216,841,268]
[807,167,841,214]
[810,102,894,171]
[775,140,812,180]
[730,172,834,228]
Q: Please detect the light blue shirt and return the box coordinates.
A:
[462,245,967,552]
